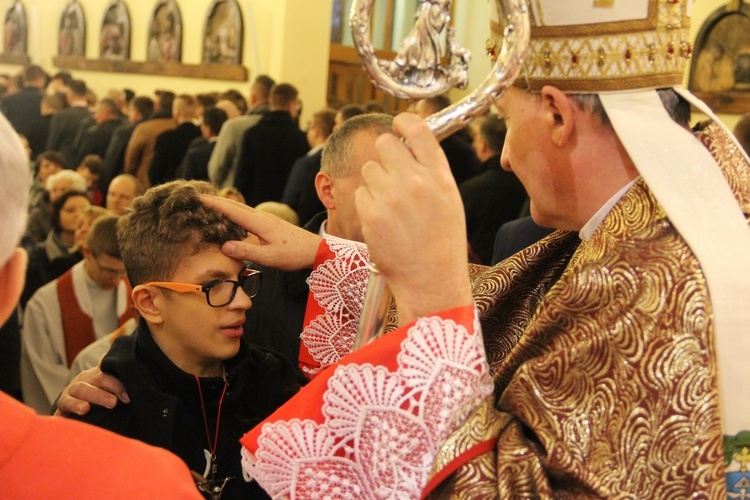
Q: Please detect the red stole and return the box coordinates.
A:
[297,242,334,377]
[57,270,135,367]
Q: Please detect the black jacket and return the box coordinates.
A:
[46,106,92,167]
[70,320,306,499]
[243,212,326,364]
[234,111,309,207]
[1,86,43,137]
[149,122,201,186]
[459,155,528,265]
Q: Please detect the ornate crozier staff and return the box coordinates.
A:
[351,0,531,350]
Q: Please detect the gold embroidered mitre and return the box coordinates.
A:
[488,0,694,92]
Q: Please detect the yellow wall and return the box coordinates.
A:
[1,0,737,128]
[0,0,333,123]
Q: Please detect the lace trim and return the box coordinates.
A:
[302,235,370,375]
[244,311,493,498]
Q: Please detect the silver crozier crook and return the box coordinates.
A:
[351,0,531,350]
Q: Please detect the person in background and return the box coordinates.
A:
[76,154,105,206]
[22,215,133,415]
[28,150,64,214]
[105,173,140,216]
[208,75,275,188]
[26,93,64,160]
[46,79,91,167]
[102,95,154,194]
[281,107,336,226]
[22,190,91,308]
[415,94,481,184]
[1,64,47,137]
[459,114,527,264]
[124,90,175,188]
[24,168,86,249]
[148,94,200,186]
[177,106,228,181]
[234,83,308,206]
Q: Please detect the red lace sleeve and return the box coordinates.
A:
[241,303,492,498]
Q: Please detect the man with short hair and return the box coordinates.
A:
[26,93,64,160]
[74,98,124,166]
[208,74,275,188]
[46,79,91,167]
[102,95,154,193]
[459,115,527,264]
[282,107,337,225]
[105,173,139,216]
[234,83,308,206]
[177,106,228,181]
[1,65,48,137]
[416,94,481,184]
[148,94,201,186]
[22,215,135,415]
[124,90,176,188]
[247,113,392,369]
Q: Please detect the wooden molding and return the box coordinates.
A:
[52,56,248,82]
[692,90,750,115]
[0,53,31,65]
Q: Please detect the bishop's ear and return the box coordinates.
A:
[540,85,576,147]
[131,285,164,325]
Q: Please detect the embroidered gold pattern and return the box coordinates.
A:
[430,123,750,496]
[489,0,691,92]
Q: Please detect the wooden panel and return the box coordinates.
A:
[0,53,30,65]
[52,56,248,82]
[327,43,410,114]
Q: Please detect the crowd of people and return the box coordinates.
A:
[0,61,529,498]
[2,0,749,495]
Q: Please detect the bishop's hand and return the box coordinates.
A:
[355,113,473,325]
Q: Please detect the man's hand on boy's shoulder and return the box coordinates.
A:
[54,366,130,417]
[200,195,323,271]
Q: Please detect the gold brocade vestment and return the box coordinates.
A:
[430,123,748,498]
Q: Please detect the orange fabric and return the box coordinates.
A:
[0,391,202,498]
[57,270,134,367]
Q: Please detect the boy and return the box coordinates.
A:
[0,110,200,497]
[70,180,305,499]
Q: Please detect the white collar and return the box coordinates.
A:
[578,178,638,241]
[307,144,324,157]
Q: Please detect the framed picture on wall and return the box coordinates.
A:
[59,0,86,57]
[4,1,27,55]
[689,1,750,113]
[147,0,182,63]
[202,0,243,64]
[100,0,130,60]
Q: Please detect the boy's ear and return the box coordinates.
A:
[540,85,576,147]
[315,171,335,209]
[131,285,164,325]
[0,249,27,327]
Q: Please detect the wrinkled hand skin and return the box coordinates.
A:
[354,113,473,324]
[201,195,322,271]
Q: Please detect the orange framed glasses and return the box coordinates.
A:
[145,269,262,308]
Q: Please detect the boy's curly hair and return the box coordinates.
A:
[117,180,247,286]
